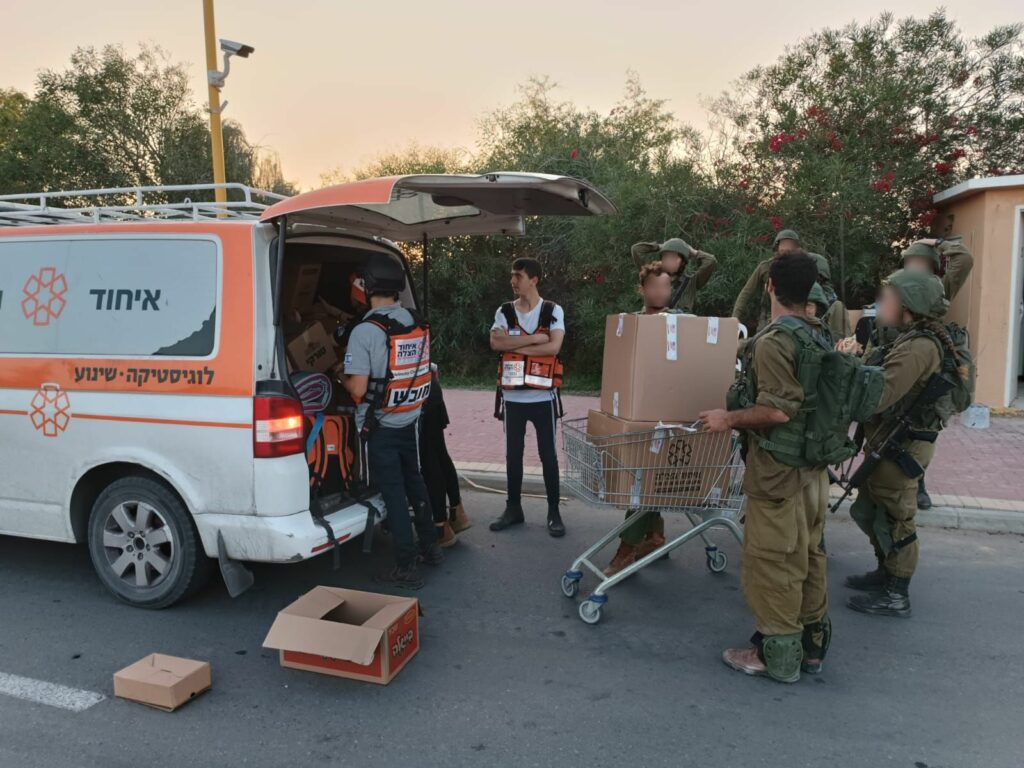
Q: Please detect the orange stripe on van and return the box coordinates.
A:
[0,409,29,416]
[74,413,251,430]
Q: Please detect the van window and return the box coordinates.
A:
[0,237,218,357]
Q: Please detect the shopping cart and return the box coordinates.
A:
[560,417,746,624]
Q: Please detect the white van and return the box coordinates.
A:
[0,174,615,607]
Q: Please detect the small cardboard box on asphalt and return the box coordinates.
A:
[282,262,322,312]
[585,409,734,509]
[113,654,211,711]
[600,313,739,422]
[263,586,420,685]
[287,320,339,373]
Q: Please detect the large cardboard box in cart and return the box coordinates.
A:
[600,314,739,422]
[263,586,420,685]
[586,410,734,509]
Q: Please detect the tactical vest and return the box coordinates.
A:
[496,300,565,391]
[868,322,975,432]
[360,311,432,419]
[728,315,885,468]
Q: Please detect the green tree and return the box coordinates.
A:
[710,10,1024,304]
[0,44,295,201]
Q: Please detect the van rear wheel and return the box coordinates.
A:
[87,476,211,609]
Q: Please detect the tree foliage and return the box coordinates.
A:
[0,45,296,201]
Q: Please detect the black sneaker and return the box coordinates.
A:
[375,563,424,590]
[418,542,444,567]
[547,507,566,538]
[490,502,525,532]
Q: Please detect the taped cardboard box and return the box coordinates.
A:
[586,410,734,510]
[287,321,339,373]
[600,313,739,422]
[263,586,420,685]
[282,262,322,312]
[113,654,211,711]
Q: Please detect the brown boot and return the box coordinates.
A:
[722,646,769,678]
[449,502,472,533]
[603,541,639,576]
[635,517,667,560]
[436,522,459,548]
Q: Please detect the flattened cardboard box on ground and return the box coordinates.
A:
[263,586,420,685]
[287,320,339,373]
[113,654,211,711]
[585,410,734,510]
[600,314,739,422]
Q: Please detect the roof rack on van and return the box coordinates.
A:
[0,183,288,227]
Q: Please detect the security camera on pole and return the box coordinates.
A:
[202,0,255,206]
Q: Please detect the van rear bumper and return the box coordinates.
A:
[194,497,384,563]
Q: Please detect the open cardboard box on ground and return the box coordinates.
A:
[263,586,420,685]
[600,313,739,422]
[585,410,735,510]
[113,653,211,711]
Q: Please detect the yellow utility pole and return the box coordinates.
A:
[203,0,228,204]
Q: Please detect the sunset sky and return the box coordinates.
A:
[3,0,1020,190]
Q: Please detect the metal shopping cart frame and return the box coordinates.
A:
[559,417,746,624]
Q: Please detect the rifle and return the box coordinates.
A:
[668,272,692,312]
[829,373,953,513]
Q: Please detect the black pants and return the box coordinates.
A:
[504,398,560,508]
[419,407,462,524]
[367,422,437,567]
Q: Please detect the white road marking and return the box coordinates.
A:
[0,672,105,712]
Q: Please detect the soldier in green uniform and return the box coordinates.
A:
[604,261,679,576]
[701,250,830,683]
[845,269,959,618]
[630,237,718,314]
[856,238,973,510]
[732,229,810,335]
[805,283,835,344]
[810,253,851,341]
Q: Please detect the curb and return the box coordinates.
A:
[456,468,1024,536]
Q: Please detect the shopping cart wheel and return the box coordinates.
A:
[706,547,728,574]
[561,571,582,598]
[578,597,605,625]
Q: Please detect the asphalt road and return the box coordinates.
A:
[1,490,1022,768]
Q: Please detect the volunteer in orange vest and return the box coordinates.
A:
[343,253,440,589]
[489,257,566,537]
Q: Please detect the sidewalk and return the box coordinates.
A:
[442,387,1024,523]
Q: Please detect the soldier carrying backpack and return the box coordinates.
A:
[845,269,975,619]
[701,251,883,683]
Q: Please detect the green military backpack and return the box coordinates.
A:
[728,315,886,468]
[903,321,976,425]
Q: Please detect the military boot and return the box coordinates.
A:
[490,501,525,532]
[635,516,667,560]
[917,477,932,510]
[845,558,886,591]
[603,541,638,577]
[847,575,912,618]
[800,615,832,675]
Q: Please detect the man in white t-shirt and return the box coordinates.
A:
[489,257,566,537]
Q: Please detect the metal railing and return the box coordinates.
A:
[0,183,288,227]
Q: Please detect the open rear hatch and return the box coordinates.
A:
[259,172,617,239]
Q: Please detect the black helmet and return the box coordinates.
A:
[360,253,405,297]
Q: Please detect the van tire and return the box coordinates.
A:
[87,476,212,609]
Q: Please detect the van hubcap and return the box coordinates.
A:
[101,501,175,588]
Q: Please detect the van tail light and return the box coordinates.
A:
[253,395,305,458]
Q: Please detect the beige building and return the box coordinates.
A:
[934,176,1024,408]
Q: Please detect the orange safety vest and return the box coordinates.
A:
[496,300,564,391]
[362,313,432,420]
